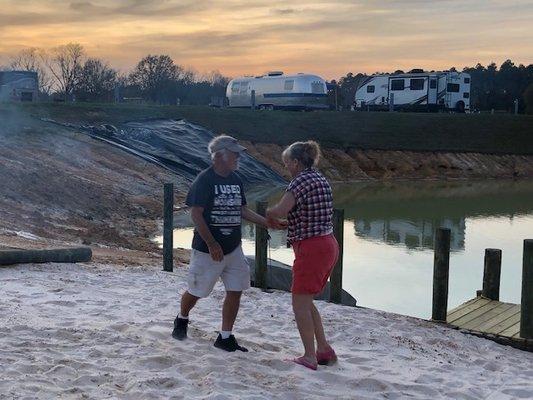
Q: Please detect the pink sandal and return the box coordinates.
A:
[286,356,318,371]
[316,347,337,365]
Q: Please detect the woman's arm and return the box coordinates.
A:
[266,191,296,219]
[242,206,287,230]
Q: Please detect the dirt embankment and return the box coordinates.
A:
[0,116,190,263]
[242,141,533,181]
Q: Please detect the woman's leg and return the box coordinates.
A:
[292,293,317,363]
[311,303,331,353]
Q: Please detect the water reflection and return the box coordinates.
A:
[170,179,533,318]
[244,179,533,252]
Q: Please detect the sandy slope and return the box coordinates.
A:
[1,259,532,400]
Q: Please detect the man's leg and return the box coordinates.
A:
[181,291,200,317]
[172,291,200,341]
[213,290,248,352]
[222,290,242,331]
[292,293,317,364]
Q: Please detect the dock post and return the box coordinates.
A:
[255,201,268,289]
[482,249,502,300]
[330,209,344,304]
[251,90,256,110]
[432,228,451,321]
[520,239,533,339]
[163,183,174,272]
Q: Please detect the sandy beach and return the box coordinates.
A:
[2,250,533,400]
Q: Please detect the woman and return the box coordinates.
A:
[266,140,339,371]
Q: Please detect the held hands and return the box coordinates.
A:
[266,217,288,230]
[207,240,224,262]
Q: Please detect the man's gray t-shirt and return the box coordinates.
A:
[186,167,247,255]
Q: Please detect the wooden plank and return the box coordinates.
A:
[447,297,490,322]
[449,301,501,327]
[498,315,520,337]
[447,298,492,324]
[461,302,516,330]
[485,309,521,335]
[475,304,521,332]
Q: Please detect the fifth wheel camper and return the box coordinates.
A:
[354,70,471,112]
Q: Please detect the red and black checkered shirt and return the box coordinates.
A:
[286,168,333,244]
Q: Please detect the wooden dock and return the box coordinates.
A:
[432,232,533,352]
[447,296,533,351]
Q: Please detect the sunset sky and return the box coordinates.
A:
[0,0,532,80]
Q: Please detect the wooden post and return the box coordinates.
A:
[520,239,533,339]
[255,201,268,289]
[163,183,174,272]
[482,248,502,300]
[330,209,344,304]
[432,228,451,321]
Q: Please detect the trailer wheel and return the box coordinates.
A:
[456,101,465,113]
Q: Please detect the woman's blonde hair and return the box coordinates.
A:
[282,140,321,168]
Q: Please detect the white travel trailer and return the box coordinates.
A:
[0,71,39,102]
[226,72,328,110]
[354,70,471,112]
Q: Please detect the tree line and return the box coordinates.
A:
[3,43,229,105]
[2,43,533,113]
[335,60,533,113]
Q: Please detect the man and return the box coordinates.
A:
[172,135,284,352]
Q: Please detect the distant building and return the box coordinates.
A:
[0,71,39,102]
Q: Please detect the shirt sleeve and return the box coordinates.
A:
[186,174,210,208]
[287,176,306,203]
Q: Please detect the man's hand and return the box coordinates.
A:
[267,217,288,230]
[207,241,224,262]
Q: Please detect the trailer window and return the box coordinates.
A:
[463,92,470,98]
[284,80,294,90]
[239,82,249,94]
[367,85,375,93]
[464,77,470,84]
[447,83,460,92]
[311,81,325,94]
[430,80,437,89]
[410,79,425,90]
[390,79,405,91]
[231,83,240,93]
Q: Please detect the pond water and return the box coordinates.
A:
[165,179,533,319]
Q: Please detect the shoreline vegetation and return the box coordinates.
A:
[4,102,533,154]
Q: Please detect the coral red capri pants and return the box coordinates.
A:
[291,233,339,295]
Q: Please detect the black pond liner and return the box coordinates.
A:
[47,118,287,186]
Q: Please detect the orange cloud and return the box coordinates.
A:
[1,0,532,79]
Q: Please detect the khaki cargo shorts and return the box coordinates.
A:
[187,245,250,298]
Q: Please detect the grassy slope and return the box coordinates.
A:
[4,102,533,154]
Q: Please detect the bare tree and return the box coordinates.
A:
[43,43,85,101]
[9,47,54,95]
[76,58,117,102]
[202,70,230,87]
[129,55,183,103]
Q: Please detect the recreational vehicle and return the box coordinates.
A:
[0,71,38,102]
[226,72,328,110]
[354,70,471,112]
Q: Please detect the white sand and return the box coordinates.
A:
[1,261,532,400]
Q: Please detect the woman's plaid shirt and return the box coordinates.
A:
[286,168,333,244]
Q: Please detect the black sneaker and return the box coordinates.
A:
[172,317,188,340]
[213,334,248,352]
